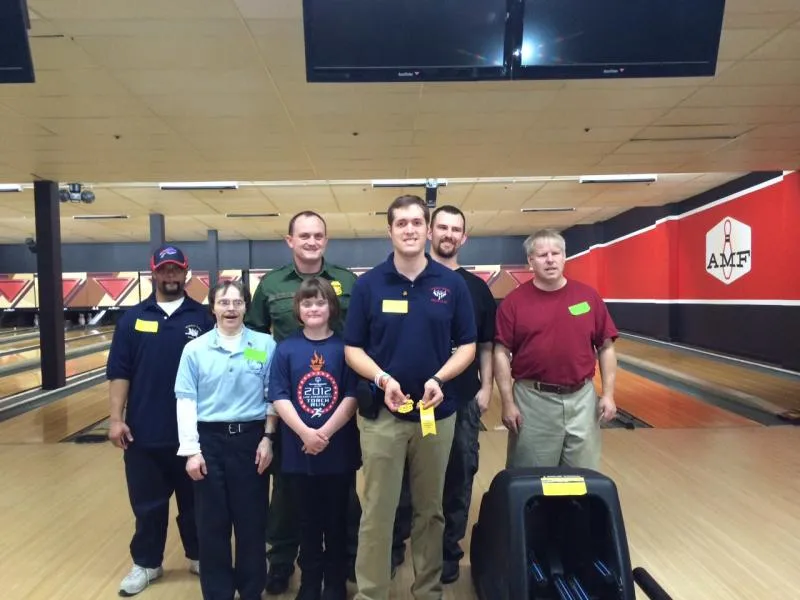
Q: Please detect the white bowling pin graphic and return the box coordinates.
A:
[78,312,85,326]
[722,218,734,281]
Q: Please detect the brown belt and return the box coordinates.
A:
[527,379,588,395]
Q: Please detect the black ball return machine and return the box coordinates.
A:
[470,468,674,600]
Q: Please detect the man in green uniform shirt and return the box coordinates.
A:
[245,210,359,595]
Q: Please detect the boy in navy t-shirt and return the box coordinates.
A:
[268,277,360,600]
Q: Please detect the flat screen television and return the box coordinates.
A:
[513,0,726,80]
[302,0,512,82]
[0,0,34,84]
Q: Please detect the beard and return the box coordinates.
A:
[158,281,184,298]
[434,239,459,259]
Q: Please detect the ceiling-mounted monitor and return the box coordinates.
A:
[0,0,35,84]
[302,0,512,82]
[513,0,726,80]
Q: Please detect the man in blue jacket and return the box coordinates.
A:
[106,245,215,597]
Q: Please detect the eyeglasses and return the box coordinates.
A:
[216,299,245,308]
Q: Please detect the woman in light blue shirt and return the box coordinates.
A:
[175,279,277,600]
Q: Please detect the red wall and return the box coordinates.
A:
[567,172,800,303]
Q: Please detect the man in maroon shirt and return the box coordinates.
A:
[493,228,618,470]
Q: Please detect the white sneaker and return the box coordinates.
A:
[119,564,163,596]
[189,560,200,575]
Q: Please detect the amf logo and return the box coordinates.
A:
[705,217,751,285]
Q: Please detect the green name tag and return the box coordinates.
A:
[568,301,591,316]
[244,348,267,363]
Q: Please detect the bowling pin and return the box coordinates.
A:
[78,313,85,326]
[722,218,733,281]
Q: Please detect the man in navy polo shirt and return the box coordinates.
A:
[107,244,215,597]
[344,195,477,600]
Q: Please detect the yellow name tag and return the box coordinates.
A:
[382,299,408,314]
[134,318,159,333]
[540,475,587,496]
[418,401,437,437]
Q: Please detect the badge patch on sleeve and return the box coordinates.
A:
[568,301,591,316]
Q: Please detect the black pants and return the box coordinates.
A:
[393,397,481,564]
[267,428,361,572]
[195,422,269,600]
[124,444,198,568]
[442,397,481,563]
[288,472,354,591]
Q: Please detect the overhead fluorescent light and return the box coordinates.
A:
[520,207,576,213]
[225,213,280,218]
[159,181,239,191]
[371,178,448,188]
[579,174,657,184]
[72,214,129,220]
[0,184,23,192]
[629,135,738,142]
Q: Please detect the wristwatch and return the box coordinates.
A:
[262,431,276,442]
[429,375,444,387]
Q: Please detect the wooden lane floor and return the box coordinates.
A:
[0,328,114,371]
[480,366,758,432]
[2,353,758,446]
[1,427,799,599]
[602,369,758,429]
[615,336,800,414]
[0,326,113,353]
[0,349,110,400]
[0,327,37,341]
[0,381,109,444]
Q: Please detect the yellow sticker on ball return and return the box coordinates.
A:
[540,476,587,496]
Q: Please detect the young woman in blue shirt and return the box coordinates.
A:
[268,277,361,600]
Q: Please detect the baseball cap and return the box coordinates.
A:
[151,244,189,270]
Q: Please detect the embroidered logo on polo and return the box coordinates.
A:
[297,351,339,418]
[185,324,202,339]
[431,287,450,304]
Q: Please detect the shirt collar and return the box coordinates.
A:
[143,292,191,313]
[288,258,330,281]
[384,252,437,282]
[209,325,254,353]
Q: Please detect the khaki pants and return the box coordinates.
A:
[355,409,456,600]
[506,380,601,470]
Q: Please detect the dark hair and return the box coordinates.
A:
[288,211,327,236]
[292,277,340,325]
[387,195,430,226]
[207,279,250,313]
[431,205,466,229]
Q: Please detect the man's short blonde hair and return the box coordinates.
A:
[523,228,566,257]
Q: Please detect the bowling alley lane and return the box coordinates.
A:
[0,328,114,372]
[0,348,111,399]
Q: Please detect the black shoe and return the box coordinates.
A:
[295,581,322,600]
[391,545,406,568]
[321,581,347,600]
[441,560,459,584]
[266,564,295,595]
